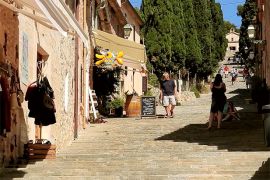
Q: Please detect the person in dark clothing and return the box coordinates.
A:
[160,72,176,118]
[208,74,227,129]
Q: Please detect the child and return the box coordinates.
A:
[222,101,240,121]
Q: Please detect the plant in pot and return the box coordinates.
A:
[107,97,124,117]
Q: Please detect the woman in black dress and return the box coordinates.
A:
[208,74,227,129]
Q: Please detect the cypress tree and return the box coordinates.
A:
[210,1,227,63]
[182,0,202,76]
[193,0,215,78]
[141,0,173,78]
[169,0,186,74]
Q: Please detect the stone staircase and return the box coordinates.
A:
[1,81,270,179]
[1,118,269,180]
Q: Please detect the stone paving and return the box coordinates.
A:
[1,76,270,180]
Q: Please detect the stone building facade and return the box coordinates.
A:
[0,0,144,171]
[92,0,146,97]
[225,28,239,61]
[0,0,90,170]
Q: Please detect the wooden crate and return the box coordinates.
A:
[25,143,56,160]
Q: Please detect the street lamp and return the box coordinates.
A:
[247,25,255,39]
[247,25,266,45]
[123,23,132,39]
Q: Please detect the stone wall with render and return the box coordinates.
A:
[18,10,76,152]
[0,1,89,170]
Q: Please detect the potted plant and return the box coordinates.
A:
[107,97,124,117]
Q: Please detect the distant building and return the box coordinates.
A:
[225,28,239,61]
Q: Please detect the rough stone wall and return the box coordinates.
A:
[18,11,76,151]
[0,5,20,169]
[0,6,19,67]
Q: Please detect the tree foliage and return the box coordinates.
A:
[193,0,215,78]
[141,0,173,78]
[170,0,186,72]
[182,0,202,76]
[237,0,257,67]
[210,1,227,63]
[224,21,239,33]
[141,0,227,80]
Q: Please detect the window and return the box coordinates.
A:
[231,38,234,42]
[230,46,236,51]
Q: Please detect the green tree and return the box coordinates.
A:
[182,0,202,76]
[210,1,227,62]
[193,0,215,78]
[224,21,239,33]
[141,0,173,78]
[170,0,186,73]
[237,0,257,67]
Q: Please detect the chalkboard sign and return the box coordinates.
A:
[141,96,156,117]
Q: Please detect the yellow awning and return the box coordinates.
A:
[92,30,146,69]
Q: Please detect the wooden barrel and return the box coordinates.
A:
[125,95,141,117]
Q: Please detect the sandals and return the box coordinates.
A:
[170,111,174,118]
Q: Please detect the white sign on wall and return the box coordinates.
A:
[21,33,29,85]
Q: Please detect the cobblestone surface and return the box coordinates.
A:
[1,75,270,179]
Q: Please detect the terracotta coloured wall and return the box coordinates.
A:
[0,5,20,169]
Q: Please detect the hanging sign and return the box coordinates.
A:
[95,49,124,68]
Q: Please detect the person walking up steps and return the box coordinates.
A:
[208,74,227,130]
[160,72,177,118]
[224,65,229,78]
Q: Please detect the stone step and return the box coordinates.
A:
[0,175,254,180]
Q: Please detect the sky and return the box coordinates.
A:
[130,0,245,28]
